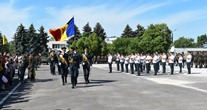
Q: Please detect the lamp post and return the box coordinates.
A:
[172,29,177,44]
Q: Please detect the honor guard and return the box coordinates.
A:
[59,47,69,85]
[153,53,159,75]
[161,53,167,73]
[129,53,135,74]
[108,53,113,73]
[28,52,36,81]
[169,52,175,75]
[125,55,129,73]
[120,55,125,72]
[146,53,152,74]
[82,47,92,84]
[135,53,140,76]
[186,52,192,74]
[48,50,56,75]
[116,53,120,71]
[178,54,183,73]
[68,47,81,88]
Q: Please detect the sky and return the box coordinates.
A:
[0,0,207,42]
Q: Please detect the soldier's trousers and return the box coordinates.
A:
[187,62,191,74]
[135,63,140,75]
[50,62,55,75]
[116,61,120,71]
[169,63,174,75]
[140,62,143,72]
[108,63,112,73]
[120,62,124,72]
[57,65,61,75]
[61,67,67,84]
[179,63,182,73]
[125,64,129,73]
[162,62,166,73]
[153,63,158,75]
[146,63,150,74]
[130,63,134,74]
[70,66,78,86]
[83,65,90,82]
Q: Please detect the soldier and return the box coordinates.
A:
[153,53,159,75]
[68,47,81,88]
[108,53,113,73]
[116,53,120,71]
[120,55,125,72]
[186,52,192,74]
[21,50,29,83]
[59,47,69,85]
[82,47,92,84]
[161,53,167,73]
[129,53,135,74]
[178,54,183,73]
[135,53,141,76]
[28,52,36,81]
[125,55,129,73]
[56,50,62,75]
[169,52,175,75]
[48,50,56,75]
[145,53,152,74]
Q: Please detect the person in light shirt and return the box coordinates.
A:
[186,52,192,74]
[108,53,113,73]
[129,53,135,74]
[125,55,129,73]
[120,55,125,72]
[178,54,183,73]
[161,53,167,73]
[116,53,120,71]
[153,53,159,75]
[145,53,152,74]
[168,52,175,75]
[135,53,141,76]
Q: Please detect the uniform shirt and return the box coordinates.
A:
[141,55,146,63]
[178,56,183,64]
[162,55,167,63]
[120,56,125,63]
[169,55,175,63]
[135,56,141,64]
[146,55,152,63]
[153,55,159,63]
[186,54,192,63]
[108,55,113,63]
[125,57,129,64]
[129,55,135,63]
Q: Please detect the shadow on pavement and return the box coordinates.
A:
[34,78,56,83]
[90,79,117,84]
[0,82,33,109]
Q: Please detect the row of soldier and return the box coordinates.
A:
[0,51,39,91]
[108,52,193,75]
[48,47,92,89]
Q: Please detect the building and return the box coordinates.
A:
[174,48,207,54]
[47,40,67,52]
[105,36,117,44]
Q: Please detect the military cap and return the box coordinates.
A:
[61,47,66,50]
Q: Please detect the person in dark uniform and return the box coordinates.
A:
[68,47,81,89]
[48,50,56,75]
[62,47,69,83]
[82,47,92,84]
[120,55,125,72]
[116,53,120,71]
[56,50,62,75]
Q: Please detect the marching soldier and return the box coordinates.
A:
[108,53,113,73]
[116,53,120,71]
[48,50,56,75]
[161,53,167,73]
[82,47,92,84]
[21,50,29,83]
[120,55,125,72]
[125,55,129,73]
[135,53,141,76]
[178,54,183,73]
[60,47,69,85]
[169,52,175,75]
[146,53,152,74]
[28,52,36,81]
[56,50,62,75]
[186,52,192,74]
[205,52,207,68]
[153,53,159,75]
[129,53,135,74]
[68,47,81,89]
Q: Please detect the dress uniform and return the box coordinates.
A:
[108,53,113,73]
[129,53,135,74]
[28,52,36,81]
[145,54,152,74]
[186,52,192,74]
[153,53,159,75]
[120,55,125,72]
[169,52,175,75]
[135,53,141,76]
[178,54,183,73]
[161,53,167,73]
[82,48,92,84]
[58,53,68,85]
[125,56,129,73]
[61,47,69,83]
[68,47,81,88]
[116,54,120,71]
[56,51,62,75]
[48,50,56,75]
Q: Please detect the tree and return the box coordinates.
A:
[38,26,49,56]
[134,24,145,39]
[93,22,107,40]
[139,23,172,53]
[14,23,27,54]
[27,24,37,52]
[111,38,131,55]
[197,34,207,47]
[121,24,134,38]
[174,37,196,48]
[82,22,92,37]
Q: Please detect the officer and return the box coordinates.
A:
[82,47,92,84]
[169,52,175,75]
[108,53,113,73]
[186,52,192,74]
[21,50,29,83]
[56,50,62,75]
[145,53,152,74]
[28,52,36,81]
[153,53,159,75]
[68,47,81,89]
[48,50,56,75]
[60,47,69,85]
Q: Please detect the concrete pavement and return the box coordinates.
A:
[1,64,207,110]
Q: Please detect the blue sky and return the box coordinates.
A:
[0,0,207,42]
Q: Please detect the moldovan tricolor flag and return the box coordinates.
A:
[49,17,75,41]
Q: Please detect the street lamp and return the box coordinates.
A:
[172,29,177,44]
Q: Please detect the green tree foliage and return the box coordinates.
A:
[27,24,37,52]
[174,37,196,48]
[93,22,106,40]
[134,24,145,39]
[111,38,131,55]
[82,22,92,37]
[197,34,207,47]
[139,23,172,53]
[38,26,49,56]
[121,24,134,38]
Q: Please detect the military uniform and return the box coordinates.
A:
[48,51,57,75]
[68,47,81,88]
[116,54,120,71]
[120,55,125,72]
[60,47,69,85]
[28,53,36,81]
[82,48,92,84]
[169,53,175,75]
[186,52,192,74]
[21,52,29,82]
[108,54,113,73]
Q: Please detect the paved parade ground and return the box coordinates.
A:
[1,64,207,110]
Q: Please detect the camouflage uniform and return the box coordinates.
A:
[28,53,36,81]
